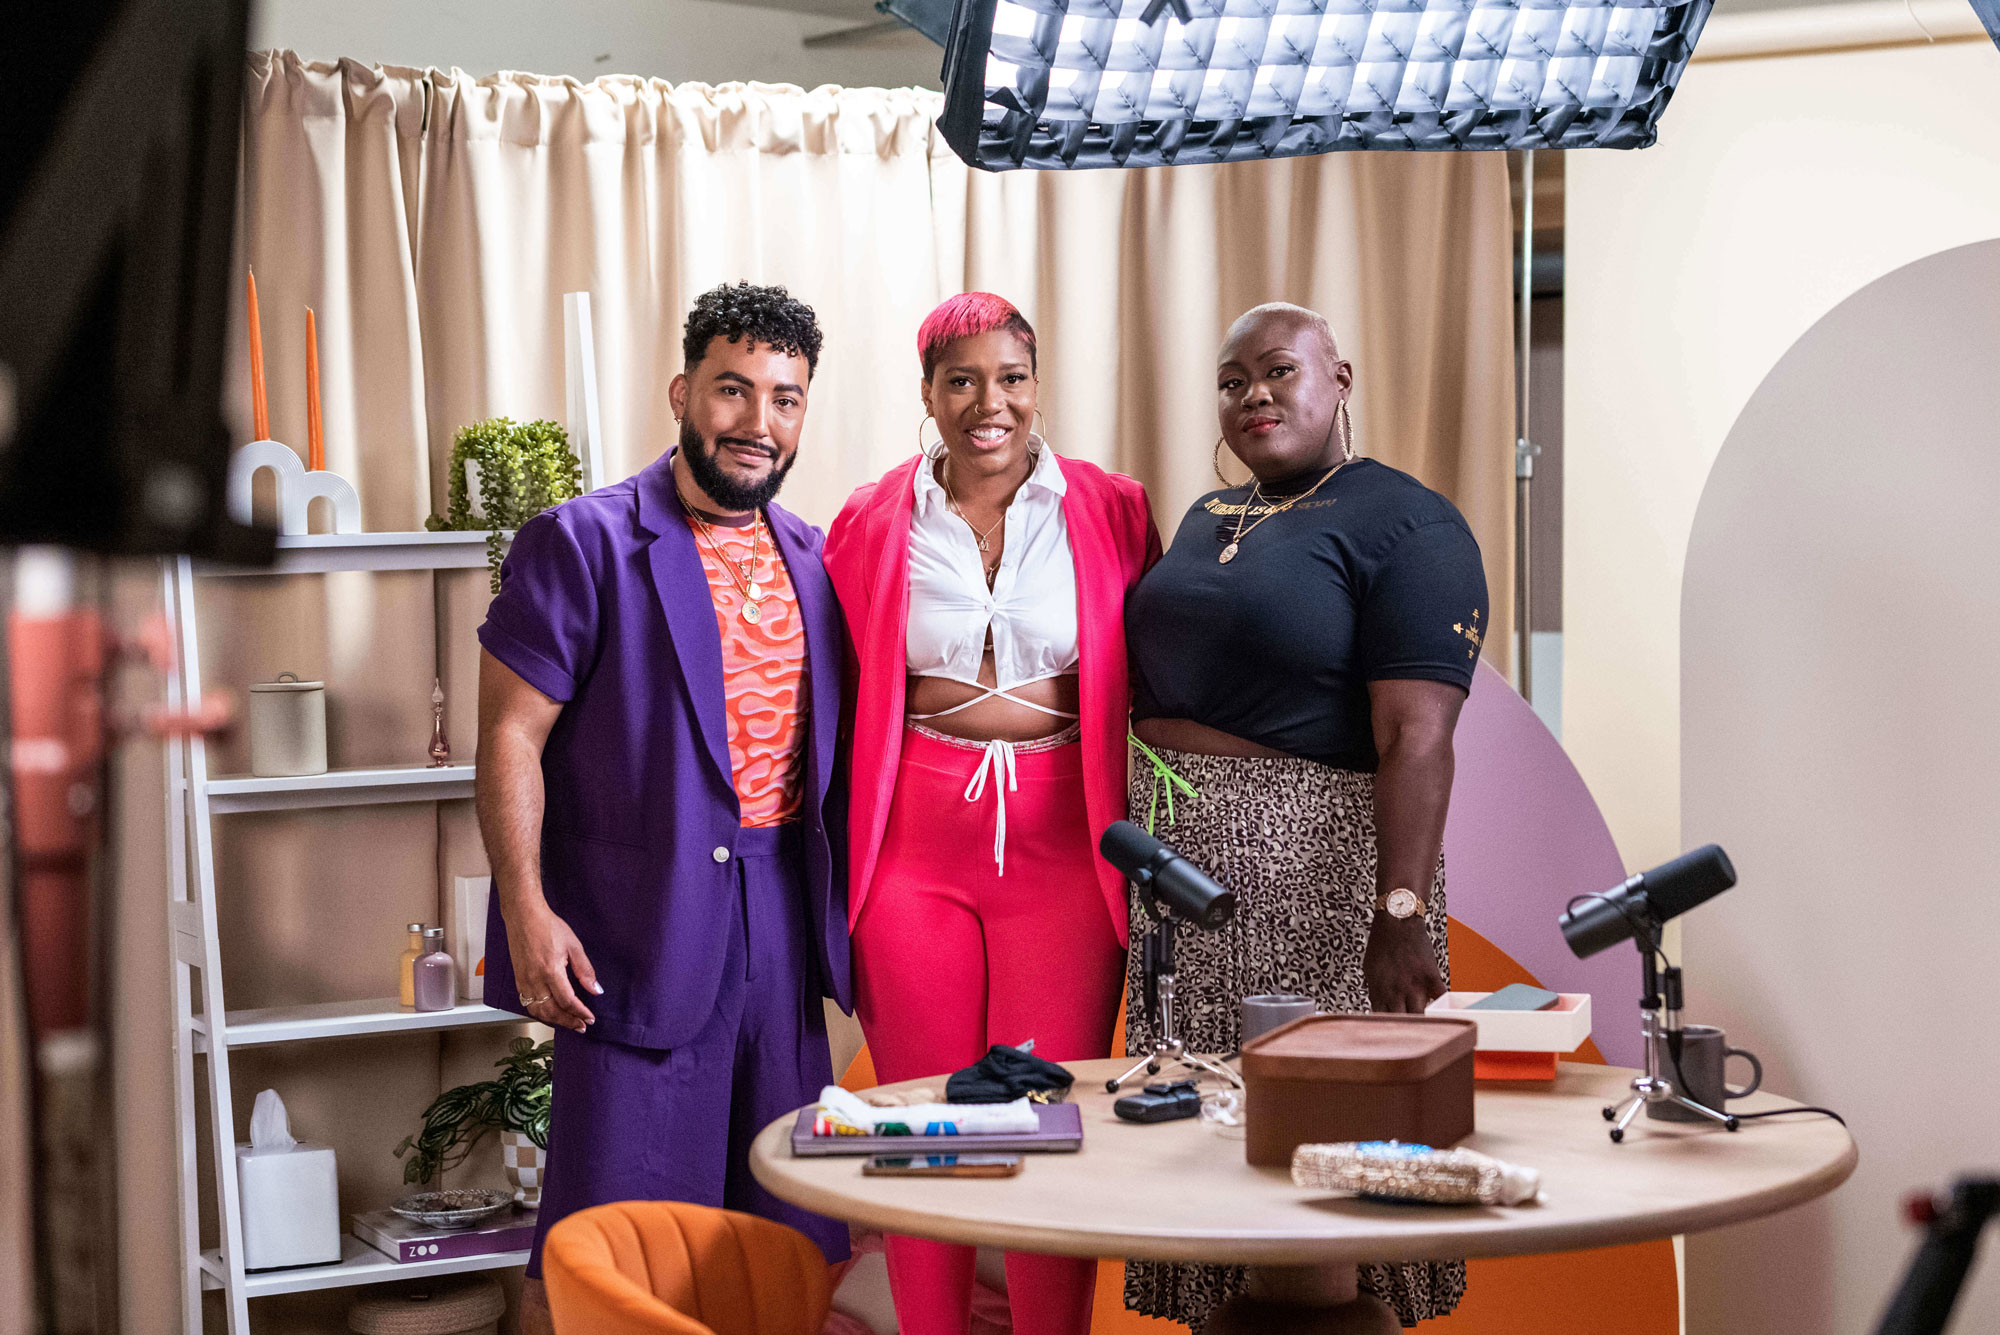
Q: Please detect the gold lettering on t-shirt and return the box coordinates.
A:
[1454,608,1483,659]
[1202,497,1339,517]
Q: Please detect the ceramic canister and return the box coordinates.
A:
[247,673,328,777]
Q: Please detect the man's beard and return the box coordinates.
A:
[679,419,797,512]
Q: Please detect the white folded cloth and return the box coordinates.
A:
[812,1085,1040,1137]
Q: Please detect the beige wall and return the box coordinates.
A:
[1680,238,2000,1334]
[1562,2,2000,872]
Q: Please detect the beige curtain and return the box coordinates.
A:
[124,51,1511,1333]
[231,50,1513,612]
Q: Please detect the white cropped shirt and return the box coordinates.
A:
[905,440,1078,695]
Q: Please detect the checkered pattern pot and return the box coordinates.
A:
[500,1129,543,1207]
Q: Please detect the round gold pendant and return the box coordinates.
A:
[742,600,762,625]
[746,580,765,600]
[1218,542,1239,565]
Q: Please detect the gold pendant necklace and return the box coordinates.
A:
[939,457,1007,553]
[690,508,769,623]
[1220,454,1353,564]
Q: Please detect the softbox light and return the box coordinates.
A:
[936,0,1716,171]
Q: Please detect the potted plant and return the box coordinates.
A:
[427,417,584,591]
[394,1036,553,1205]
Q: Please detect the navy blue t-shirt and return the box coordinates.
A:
[1128,458,1488,771]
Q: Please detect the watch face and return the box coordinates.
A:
[1385,888,1421,919]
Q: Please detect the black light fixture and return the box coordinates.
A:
[932,0,1717,173]
[877,0,960,47]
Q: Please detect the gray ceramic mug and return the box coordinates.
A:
[1241,993,1317,1046]
[1646,1024,1763,1121]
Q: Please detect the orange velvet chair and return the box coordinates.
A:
[542,1200,834,1335]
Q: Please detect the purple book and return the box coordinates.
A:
[352,1205,537,1263]
[790,1101,1083,1157]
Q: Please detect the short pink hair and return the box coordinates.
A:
[917,292,1037,380]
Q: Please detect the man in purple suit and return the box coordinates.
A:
[473,284,850,1331]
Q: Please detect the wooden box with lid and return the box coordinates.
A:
[1240,1013,1479,1167]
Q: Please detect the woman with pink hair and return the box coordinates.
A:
[824,293,1157,1334]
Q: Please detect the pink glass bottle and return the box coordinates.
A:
[428,677,451,767]
[412,928,456,1012]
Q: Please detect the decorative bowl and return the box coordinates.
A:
[390,1187,514,1230]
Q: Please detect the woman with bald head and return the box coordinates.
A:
[1121,303,1486,1327]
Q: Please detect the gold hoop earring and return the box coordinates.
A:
[1337,399,1355,461]
[1033,409,1049,444]
[917,413,944,459]
[1213,437,1234,487]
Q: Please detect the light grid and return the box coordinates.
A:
[938,0,1714,171]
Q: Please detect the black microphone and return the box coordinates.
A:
[1099,821,1236,930]
[1559,844,1737,958]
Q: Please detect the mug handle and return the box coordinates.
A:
[1724,1047,1763,1100]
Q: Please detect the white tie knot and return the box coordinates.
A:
[962,737,1020,876]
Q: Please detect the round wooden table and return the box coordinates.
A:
[752,1059,1856,1332]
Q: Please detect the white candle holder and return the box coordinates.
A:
[226,440,361,534]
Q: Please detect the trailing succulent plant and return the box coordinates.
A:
[393,1036,553,1186]
[427,417,583,592]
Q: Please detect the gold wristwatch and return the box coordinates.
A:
[1376,888,1427,919]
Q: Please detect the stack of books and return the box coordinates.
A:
[352,1206,538,1263]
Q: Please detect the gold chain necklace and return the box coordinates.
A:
[689,510,770,624]
[938,457,1006,586]
[1219,453,1355,565]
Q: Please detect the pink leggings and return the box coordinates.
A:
[854,725,1124,1335]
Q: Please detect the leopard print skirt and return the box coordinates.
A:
[1122,742,1465,1329]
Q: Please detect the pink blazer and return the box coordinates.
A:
[824,453,1161,946]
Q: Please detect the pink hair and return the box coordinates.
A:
[917,292,1037,380]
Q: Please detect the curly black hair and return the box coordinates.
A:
[681,282,824,380]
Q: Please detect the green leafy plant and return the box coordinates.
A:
[393,1036,553,1186]
[426,417,584,591]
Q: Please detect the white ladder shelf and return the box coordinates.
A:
[163,533,528,1334]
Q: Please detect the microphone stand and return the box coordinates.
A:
[1875,1177,2000,1335]
[1105,898,1242,1095]
[1602,913,1738,1142]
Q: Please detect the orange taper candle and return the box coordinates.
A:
[246,269,269,440]
[305,306,324,472]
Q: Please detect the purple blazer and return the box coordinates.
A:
[476,451,851,1051]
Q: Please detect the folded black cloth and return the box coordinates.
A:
[946,1044,1075,1104]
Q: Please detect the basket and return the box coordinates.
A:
[347,1272,505,1335]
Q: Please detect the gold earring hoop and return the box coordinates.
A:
[1033,409,1049,444]
[917,413,944,459]
[1337,399,1355,461]
[1213,437,1234,487]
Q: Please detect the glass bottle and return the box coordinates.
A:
[428,677,451,767]
[413,928,456,1013]
[398,922,426,1008]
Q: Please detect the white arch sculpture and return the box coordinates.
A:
[226,440,361,535]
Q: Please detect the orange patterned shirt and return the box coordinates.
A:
[686,514,809,826]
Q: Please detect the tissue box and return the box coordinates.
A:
[237,1140,341,1270]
